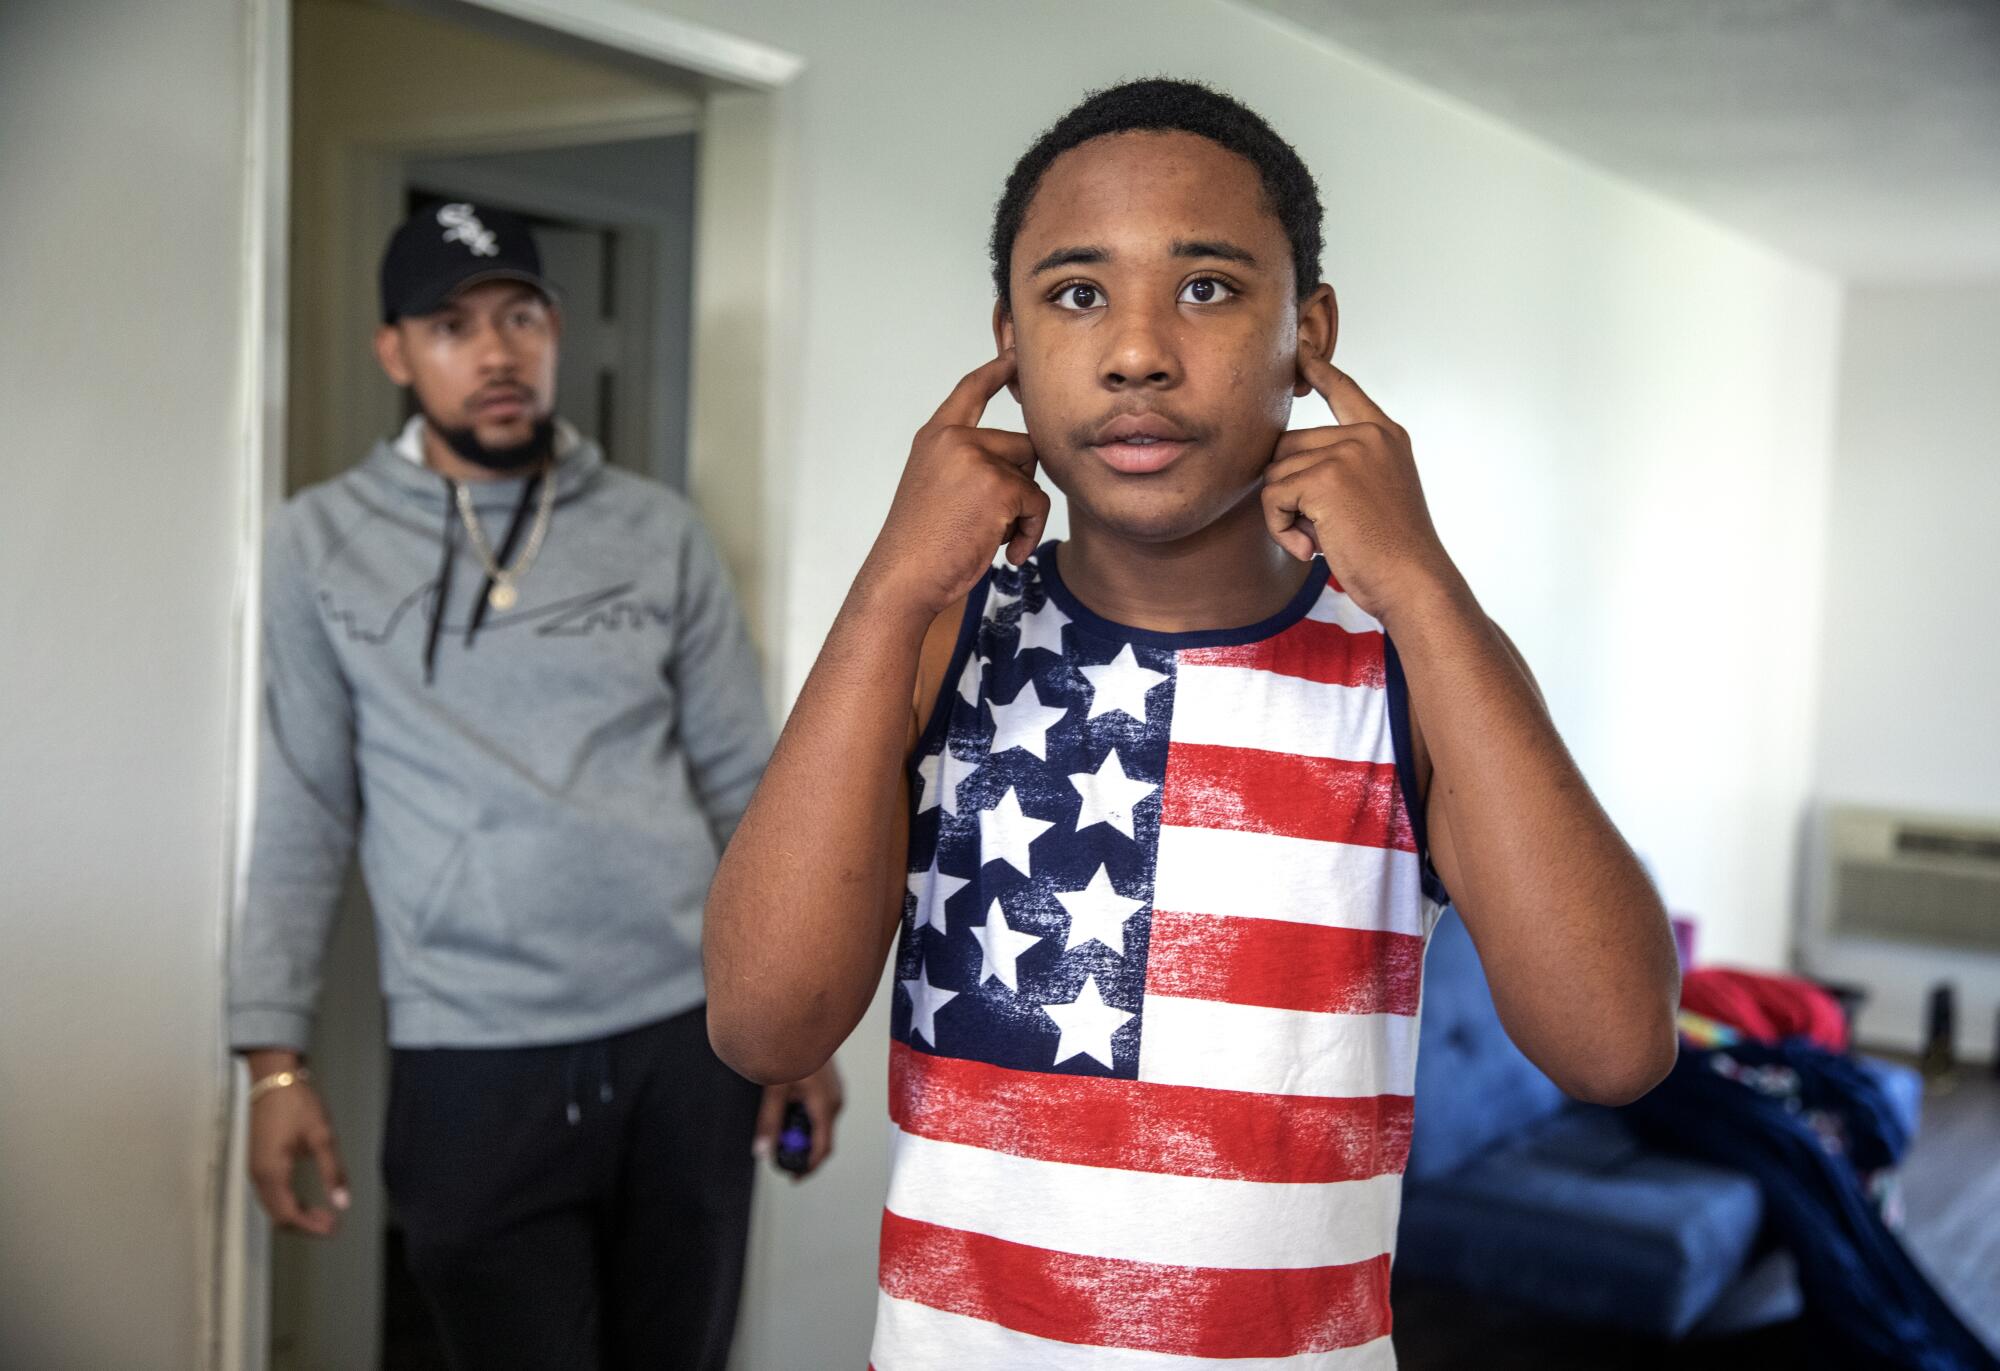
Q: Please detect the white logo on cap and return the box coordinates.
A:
[437,203,499,257]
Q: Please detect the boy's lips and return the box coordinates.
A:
[1088,413,1194,474]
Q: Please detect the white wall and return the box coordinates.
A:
[622,0,1846,1366]
[1803,279,2000,1057]
[0,2,251,1367]
[1813,280,2000,815]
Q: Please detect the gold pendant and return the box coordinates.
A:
[489,582,518,610]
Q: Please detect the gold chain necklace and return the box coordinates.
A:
[455,469,556,609]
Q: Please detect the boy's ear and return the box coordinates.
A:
[374,324,413,388]
[1294,284,1338,398]
[991,299,1022,403]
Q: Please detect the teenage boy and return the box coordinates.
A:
[704,80,1680,1366]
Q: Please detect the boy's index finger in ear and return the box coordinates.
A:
[931,351,1019,429]
[1298,349,1390,428]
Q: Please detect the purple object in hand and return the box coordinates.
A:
[775,1101,812,1175]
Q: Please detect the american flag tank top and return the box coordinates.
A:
[872,541,1448,1370]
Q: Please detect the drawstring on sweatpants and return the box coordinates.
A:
[563,1038,617,1126]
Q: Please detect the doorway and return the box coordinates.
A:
[227,2,802,1369]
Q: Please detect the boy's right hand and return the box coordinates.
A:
[247,1067,350,1237]
[861,350,1048,618]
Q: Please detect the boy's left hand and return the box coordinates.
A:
[1262,349,1462,623]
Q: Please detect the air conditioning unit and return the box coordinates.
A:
[1820,806,2000,952]
[1800,805,2000,1060]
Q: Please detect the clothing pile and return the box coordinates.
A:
[1682,966,1852,1052]
[1624,970,1997,1370]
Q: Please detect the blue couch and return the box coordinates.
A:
[1396,909,1924,1339]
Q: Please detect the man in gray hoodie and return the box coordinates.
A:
[230,202,839,1371]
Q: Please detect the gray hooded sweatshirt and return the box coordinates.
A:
[229,422,773,1050]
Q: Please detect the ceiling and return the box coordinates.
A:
[1238,0,2000,280]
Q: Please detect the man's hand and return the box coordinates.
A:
[245,1053,350,1237]
[859,351,1049,620]
[1262,349,1461,623]
[753,1059,845,1179]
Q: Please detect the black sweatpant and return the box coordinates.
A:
[382,1005,763,1371]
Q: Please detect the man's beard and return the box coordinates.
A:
[422,405,556,473]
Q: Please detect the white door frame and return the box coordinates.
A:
[215,3,804,1367]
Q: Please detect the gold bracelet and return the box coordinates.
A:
[248,1067,312,1105]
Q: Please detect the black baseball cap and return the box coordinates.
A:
[379,201,556,323]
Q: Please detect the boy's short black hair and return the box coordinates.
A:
[990,77,1324,307]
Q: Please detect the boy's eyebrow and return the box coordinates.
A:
[1027,244,1111,276]
[1025,239,1261,278]
[1172,238,1258,266]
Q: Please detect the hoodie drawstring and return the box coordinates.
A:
[422,481,458,687]
[422,471,542,683]
[464,471,542,653]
